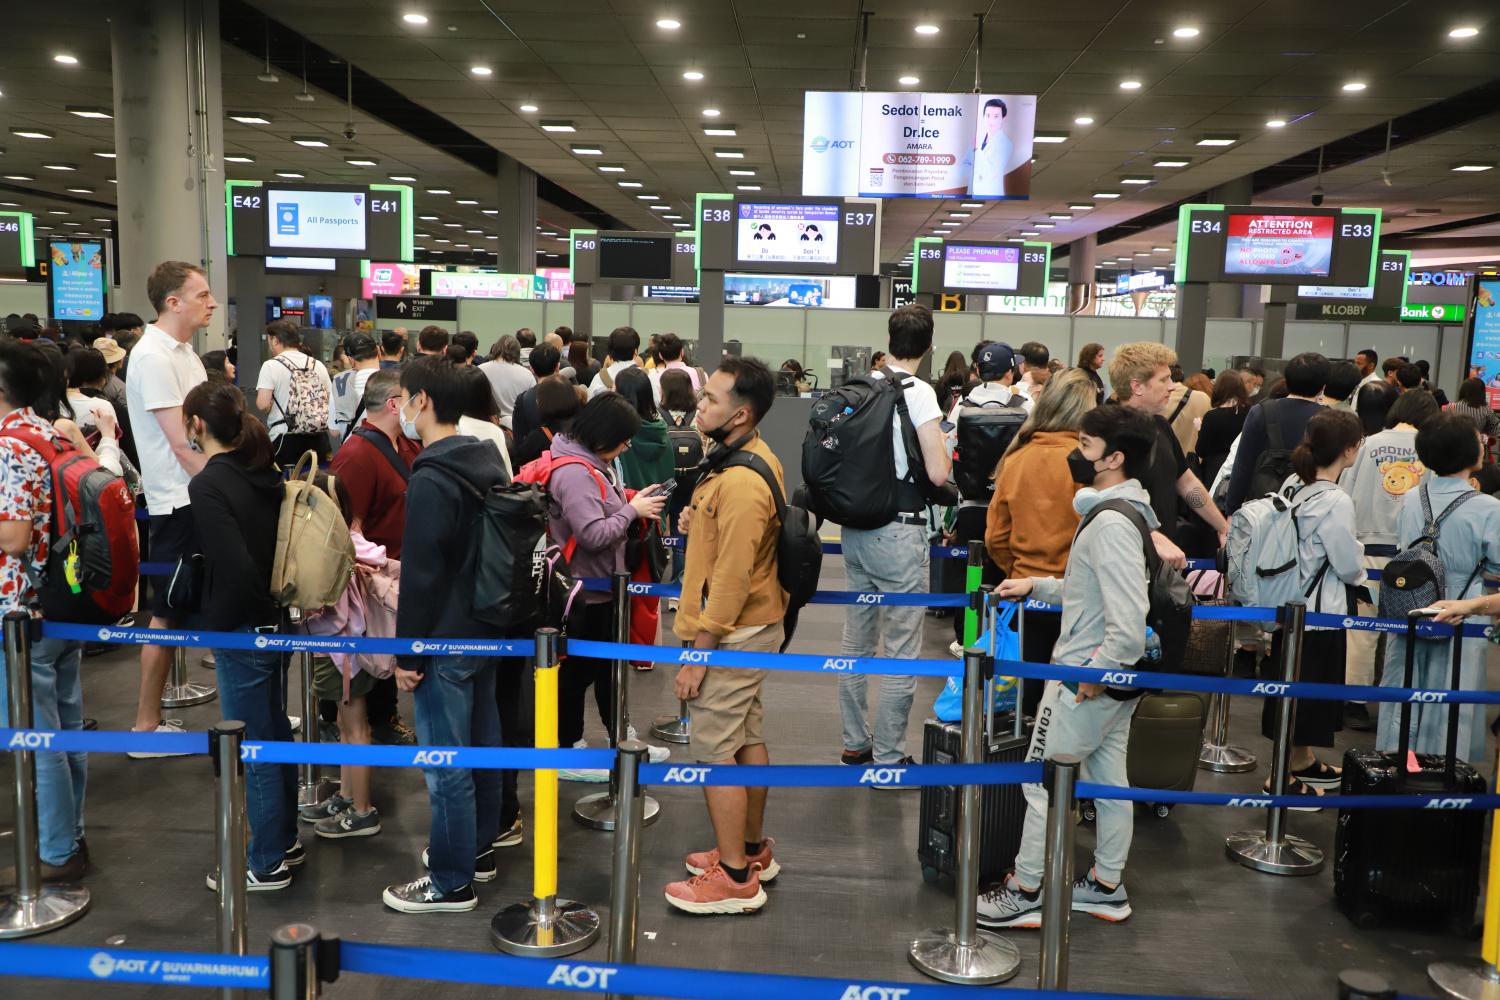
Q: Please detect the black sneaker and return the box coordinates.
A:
[205,863,292,892]
[421,846,497,883]
[382,875,478,913]
[1343,702,1375,732]
[298,793,353,824]
[841,747,873,766]
[283,840,306,867]
[869,755,918,791]
[373,719,418,746]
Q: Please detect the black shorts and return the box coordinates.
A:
[147,505,196,621]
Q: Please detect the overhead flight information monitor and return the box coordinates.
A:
[911,237,1050,298]
[571,230,697,286]
[698,194,880,276]
[1175,204,1380,287]
[1293,249,1410,320]
[226,180,413,260]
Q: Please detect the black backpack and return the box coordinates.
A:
[1247,399,1298,501]
[721,451,822,651]
[664,410,704,474]
[1076,499,1194,678]
[1378,485,1480,624]
[952,396,1027,502]
[801,367,919,529]
[448,477,550,630]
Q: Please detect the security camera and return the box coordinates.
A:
[343,125,357,141]
[1310,185,1325,207]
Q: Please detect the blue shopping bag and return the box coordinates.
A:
[932,601,1021,722]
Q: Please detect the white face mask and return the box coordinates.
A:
[399,400,421,441]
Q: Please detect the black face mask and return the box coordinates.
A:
[702,408,744,445]
[1066,448,1100,486]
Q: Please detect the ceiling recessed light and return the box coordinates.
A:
[402,12,428,24]
[598,163,626,172]
[47,209,68,216]
[470,65,492,77]
[1048,213,1072,220]
[346,157,378,167]
[465,228,482,234]
[663,213,681,220]
[53,54,78,66]
[389,174,416,182]
[418,215,438,221]
[1342,80,1367,92]
[1068,203,1093,211]
[228,113,271,125]
[914,24,939,35]
[292,137,329,147]
[1034,133,1069,144]
[456,198,479,205]
[1119,79,1142,90]
[899,75,920,86]
[42,163,76,171]
[702,107,721,118]
[224,154,254,163]
[62,221,79,227]
[672,222,690,228]
[1197,135,1238,146]
[540,120,576,132]
[656,17,681,30]
[1172,26,1200,38]
[949,211,971,218]
[11,128,53,140]
[1094,191,1121,199]
[1020,230,1040,236]
[618,180,643,188]
[33,225,51,231]
[2,174,32,181]
[482,208,499,215]
[636,193,659,200]
[1152,247,1173,252]
[426,187,451,195]
[1120,175,1153,185]
[682,70,704,81]
[66,187,92,194]
[571,145,603,155]
[1265,118,1287,128]
[703,126,737,136]
[960,201,983,208]
[651,204,670,210]
[1034,222,1055,229]
[434,238,450,243]
[275,171,304,179]
[713,148,745,159]
[92,217,111,223]
[518,103,538,113]
[443,222,463,228]
[67,107,112,120]
[939,220,960,227]
[737,184,762,191]
[1154,157,1190,167]
[728,167,756,176]
[92,150,116,159]
[1449,26,1480,39]
[1452,162,1495,172]
[1074,115,1095,126]
[484,234,498,240]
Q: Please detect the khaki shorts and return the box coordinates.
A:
[313,655,378,703]
[688,622,784,764]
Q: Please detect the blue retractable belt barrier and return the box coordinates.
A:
[0,942,267,989]
[1075,782,1500,811]
[43,621,536,658]
[639,761,1042,788]
[0,727,209,755]
[582,578,970,607]
[566,638,960,677]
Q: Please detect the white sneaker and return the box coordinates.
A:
[948,641,965,659]
[559,738,609,783]
[128,719,191,759]
[288,715,302,734]
[626,726,671,764]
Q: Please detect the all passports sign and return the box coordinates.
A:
[374,295,458,322]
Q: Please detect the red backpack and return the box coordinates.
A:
[514,450,609,564]
[0,427,139,623]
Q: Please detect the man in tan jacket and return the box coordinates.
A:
[664,356,788,917]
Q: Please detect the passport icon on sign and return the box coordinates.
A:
[277,204,299,235]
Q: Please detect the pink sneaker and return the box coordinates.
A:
[684,837,779,882]
[664,863,767,915]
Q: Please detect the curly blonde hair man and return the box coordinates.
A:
[1108,342,1178,404]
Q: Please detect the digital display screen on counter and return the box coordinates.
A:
[735,202,839,266]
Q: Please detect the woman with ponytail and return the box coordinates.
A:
[1261,408,1366,807]
[183,381,299,890]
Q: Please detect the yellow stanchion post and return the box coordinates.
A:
[1427,744,1500,999]
[491,628,600,957]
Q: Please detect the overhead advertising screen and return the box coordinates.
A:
[268,188,368,251]
[1223,213,1334,278]
[942,244,1019,292]
[1468,280,1500,406]
[803,91,1037,199]
[736,203,839,266]
[429,271,538,299]
[48,239,106,321]
[363,261,420,298]
[599,234,674,282]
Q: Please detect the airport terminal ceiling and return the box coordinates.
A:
[0,1,1496,273]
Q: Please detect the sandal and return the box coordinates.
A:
[1263,775,1324,812]
[1290,759,1342,789]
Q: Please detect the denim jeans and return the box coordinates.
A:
[838,521,929,764]
[413,655,502,894]
[1,635,86,865]
[214,641,297,876]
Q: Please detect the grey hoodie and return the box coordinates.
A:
[1030,480,1157,681]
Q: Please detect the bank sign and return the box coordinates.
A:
[1401,302,1467,322]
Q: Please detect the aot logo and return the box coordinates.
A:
[1425,798,1472,809]
[1253,682,1290,696]
[663,766,711,783]
[627,583,653,595]
[546,964,617,990]
[411,640,426,654]
[1228,797,1273,808]
[679,650,711,664]
[413,749,457,766]
[840,986,910,1000]
[859,767,907,785]
[89,953,116,978]
[1100,671,1136,686]
[1409,691,1447,703]
[855,593,884,605]
[8,731,54,749]
[254,635,270,649]
[97,627,115,642]
[822,657,857,671]
[809,135,855,154]
[1343,618,1356,629]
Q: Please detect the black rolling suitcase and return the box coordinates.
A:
[1333,613,1485,934]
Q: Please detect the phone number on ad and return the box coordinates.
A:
[881,153,957,165]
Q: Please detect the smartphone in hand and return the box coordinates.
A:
[652,479,678,499]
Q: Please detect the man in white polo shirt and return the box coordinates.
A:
[124,261,211,756]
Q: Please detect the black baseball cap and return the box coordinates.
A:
[343,332,378,360]
[976,341,1019,381]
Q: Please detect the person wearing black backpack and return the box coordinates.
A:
[986,404,1159,929]
[1224,352,1329,514]
[666,356,789,916]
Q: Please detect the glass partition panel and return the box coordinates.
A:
[726,304,807,373]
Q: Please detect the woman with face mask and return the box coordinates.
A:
[183,381,301,891]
